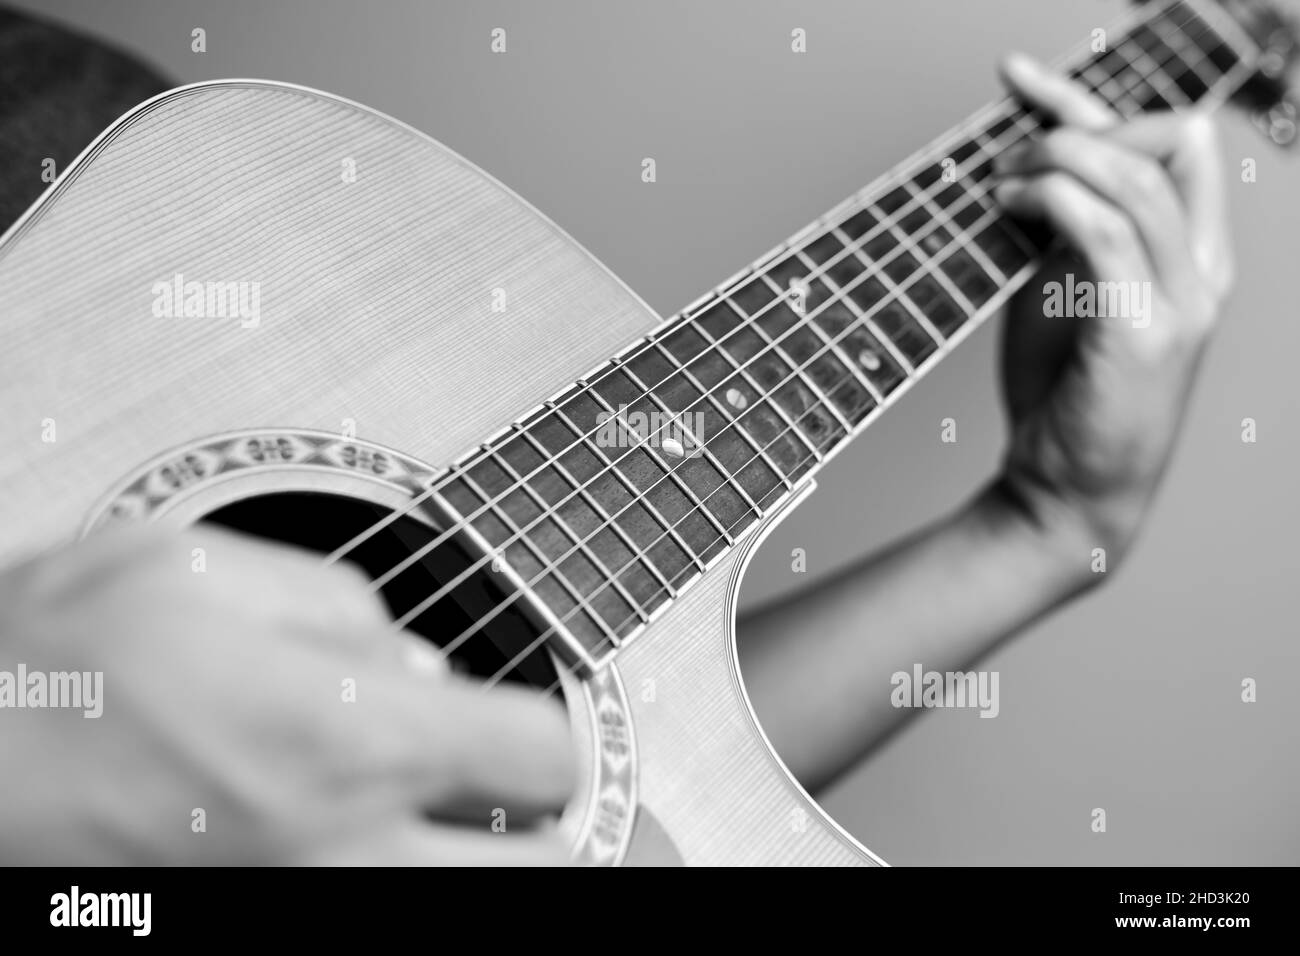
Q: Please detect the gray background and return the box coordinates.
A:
[13,0,1297,865]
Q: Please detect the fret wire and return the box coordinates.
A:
[370,119,1028,614]
[690,314,826,465]
[1156,10,1229,90]
[479,1,1253,680]
[757,168,1006,381]
[1184,8,1264,109]
[650,337,797,495]
[728,191,1008,421]
[721,5,1203,387]
[502,130,1246,684]
[846,211,954,347]
[747,276,862,430]
[492,215,1021,687]
[589,362,737,546]
[514,210,1034,686]
[485,202,1022,682]
[1008,106,1042,138]
[960,109,1045,255]
[1178,19,1245,94]
[446,469,613,637]
[821,226,918,378]
[359,0,1240,666]
[1107,3,1216,106]
[1128,48,1190,107]
[481,430,789,689]
[1101,58,1153,114]
[870,200,984,321]
[390,468,614,640]
[419,92,1143,667]
[548,397,708,573]
[1113,33,1194,108]
[1185,0,1261,64]
[465,414,789,678]
[513,424,678,598]
[488,448,650,627]
[1080,62,1141,111]
[1154,12,1232,99]
[1099,15,1229,122]
[844,206,1004,355]
[1138,7,1206,71]
[519,475,794,692]
[946,134,1014,231]
[413,235,955,652]
[901,180,1011,285]
[827,165,1011,340]
[722,293,856,436]
[421,457,657,668]
[1074,2,1211,113]
[777,253,886,404]
[484,337,861,688]
[699,106,1047,385]
[323,1,1251,688]
[473,419,781,682]
[617,360,765,522]
[1001,109,1048,252]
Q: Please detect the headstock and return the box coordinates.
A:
[1213,0,1300,144]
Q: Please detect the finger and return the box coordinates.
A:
[995,128,1194,285]
[302,820,573,866]
[345,672,577,822]
[398,634,451,679]
[1001,251,1087,422]
[182,526,394,639]
[1102,112,1232,291]
[999,52,1118,130]
[23,521,179,601]
[994,171,1152,281]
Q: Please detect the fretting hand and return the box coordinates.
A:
[992,53,1234,570]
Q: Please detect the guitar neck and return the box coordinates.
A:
[435,0,1262,671]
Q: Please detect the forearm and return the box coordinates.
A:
[738,475,1101,794]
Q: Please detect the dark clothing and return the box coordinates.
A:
[0,6,172,232]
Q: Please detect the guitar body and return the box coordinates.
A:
[0,82,880,866]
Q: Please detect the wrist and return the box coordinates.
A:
[970,470,1120,596]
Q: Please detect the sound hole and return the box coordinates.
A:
[202,491,559,689]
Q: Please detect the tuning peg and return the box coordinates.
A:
[1252,95,1298,146]
[1258,25,1296,77]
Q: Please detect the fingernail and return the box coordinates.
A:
[993,179,1025,205]
[1003,52,1039,81]
[993,143,1029,171]
[403,638,449,677]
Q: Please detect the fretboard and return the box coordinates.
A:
[434,0,1261,673]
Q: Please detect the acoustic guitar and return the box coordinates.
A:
[1,0,1294,865]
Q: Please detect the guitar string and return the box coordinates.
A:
[395,0,1227,658]
[472,211,1030,688]
[323,94,1025,575]
[471,7,1248,693]
[516,12,1261,701]
[320,0,1183,575]
[346,1,1219,679]
[323,2,1235,687]
[378,119,1035,640]
[350,1,1211,644]
[402,6,1225,691]
[347,104,1027,604]
[398,166,1024,649]
[433,202,1019,681]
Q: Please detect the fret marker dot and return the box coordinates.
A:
[662,438,685,458]
[725,388,747,410]
[858,349,882,371]
[922,234,945,255]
